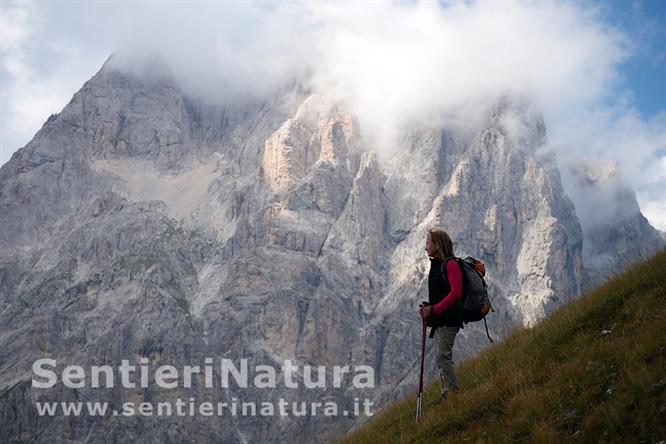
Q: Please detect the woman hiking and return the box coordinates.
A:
[419,227,464,402]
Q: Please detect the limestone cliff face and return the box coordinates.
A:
[261,95,360,195]
[0,55,659,443]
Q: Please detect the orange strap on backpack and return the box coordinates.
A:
[474,260,486,277]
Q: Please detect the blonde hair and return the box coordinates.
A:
[428,227,454,259]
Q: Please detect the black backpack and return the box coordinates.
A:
[441,256,494,342]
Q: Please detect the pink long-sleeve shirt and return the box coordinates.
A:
[431,259,463,314]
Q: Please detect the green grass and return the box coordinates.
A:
[340,248,666,443]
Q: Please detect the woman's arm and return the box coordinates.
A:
[431,260,462,314]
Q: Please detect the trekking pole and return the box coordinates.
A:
[416,316,427,422]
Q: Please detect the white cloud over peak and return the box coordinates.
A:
[0,0,664,229]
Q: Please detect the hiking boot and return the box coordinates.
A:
[439,388,459,402]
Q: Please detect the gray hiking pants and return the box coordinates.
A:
[433,325,460,395]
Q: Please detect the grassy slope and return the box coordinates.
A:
[341,248,666,443]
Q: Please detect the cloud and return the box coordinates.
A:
[637,154,666,232]
[551,104,666,230]
[0,0,664,229]
[0,1,110,163]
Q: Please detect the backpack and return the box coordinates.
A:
[440,256,494,342]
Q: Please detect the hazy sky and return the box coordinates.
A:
[1,0,664,229]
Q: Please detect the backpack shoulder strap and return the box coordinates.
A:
[439,256,459,274]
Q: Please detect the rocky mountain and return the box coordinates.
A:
[563,158,665,288]
[0,54,663,443]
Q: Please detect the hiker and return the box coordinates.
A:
[419,227,463,401]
